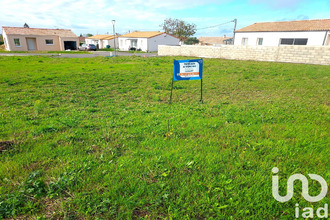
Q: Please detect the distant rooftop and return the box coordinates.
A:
[86,35,117,40]
[198,36,232,45]
[235,19,330,32]
[2,26,78,37]
[120,31,165,38]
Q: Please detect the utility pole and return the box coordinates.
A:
[112,20,116,56]
[232,19,237,45]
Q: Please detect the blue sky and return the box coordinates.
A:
[0,0,329,37]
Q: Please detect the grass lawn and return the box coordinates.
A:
[0,56,329,219]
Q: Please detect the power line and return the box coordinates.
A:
[197,19,236,31]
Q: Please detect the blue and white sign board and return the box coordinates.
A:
[173,59,203,81]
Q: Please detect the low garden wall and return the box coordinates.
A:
[158,45,330,65]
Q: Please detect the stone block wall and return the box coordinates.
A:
[158,45,330,65]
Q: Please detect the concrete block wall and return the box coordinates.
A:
[158,45,330,65]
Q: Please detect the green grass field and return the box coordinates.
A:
[0,56,329,219]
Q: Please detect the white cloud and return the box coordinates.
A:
[1,0,325,37]
[0,0,226,35]
[249,0,304,9]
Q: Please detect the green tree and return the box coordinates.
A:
[0,34,3,45]
[85,33,93,37]
[184,37,199,45]
[160,18,196,41]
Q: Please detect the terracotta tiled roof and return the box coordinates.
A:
[235,19,330,32]
[119,31,165,38]
[2,26,78,37]
[79,36,86,42]
[86,35,117,40]
[198,36,232,45]
[103,35,117,40]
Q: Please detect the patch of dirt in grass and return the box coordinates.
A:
[0,140,14,153]
[133,207,151,219]
[23,161,42,171]
[43,198,64,219]
[42,198,85,220]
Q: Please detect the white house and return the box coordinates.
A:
[234,19,330,46]
[118,31,180,52]
[85,35,118,49]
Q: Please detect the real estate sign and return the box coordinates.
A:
[170,59,204,103]
[173,59,203,81]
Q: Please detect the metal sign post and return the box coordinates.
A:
[170,79,174,104]
[170,59,203,103]
[200,78,203,103]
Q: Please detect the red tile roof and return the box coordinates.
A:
[2,26,78,37]
[235,19,330,32]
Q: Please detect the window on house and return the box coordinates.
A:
[14,38,20,47]
[45,39,54,45]
[131,39,137,47]
[280,38,294,45]
[280,38,308,45]
[241,38,248,45]
[294,38,308,45]
[257,38,263,45]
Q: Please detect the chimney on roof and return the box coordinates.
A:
[224,35,226,38]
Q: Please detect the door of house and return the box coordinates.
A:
[131,39,137,48]
[27,38,36,50]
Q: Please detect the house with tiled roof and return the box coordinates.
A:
[234,19,330,46]
[85,35,118,49]
[78,35,86,44]
[198,36,233,46]
[2,26,79,51]
[118,31,180,52]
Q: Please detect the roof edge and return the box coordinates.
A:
[2,26,73,31]
[235,19,330,32]
[235,30,330,33]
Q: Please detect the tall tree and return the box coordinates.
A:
[160,18,196,41]
[23,23,30,28]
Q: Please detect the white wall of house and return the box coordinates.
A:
[105,38,118,48]
[234,31,329,46]
[148,33,180,52]
[2,30,10,51]
[85,38,118,49]
[85,39,98,45]
[118,37,148,51]
[118,33,180,52]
